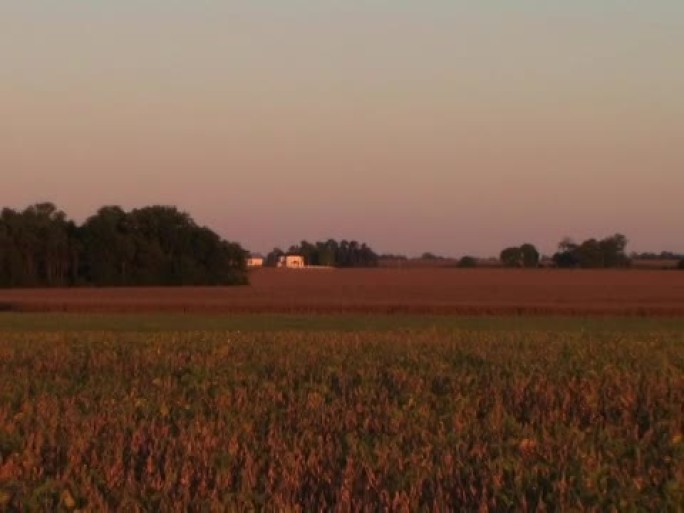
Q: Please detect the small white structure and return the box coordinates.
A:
[277,255,305,268]
[247,256,264,267]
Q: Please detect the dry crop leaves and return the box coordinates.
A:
[0,329,682,511]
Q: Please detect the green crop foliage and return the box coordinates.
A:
[0,328,683,511]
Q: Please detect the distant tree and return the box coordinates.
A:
[678,259,684,270]
[357,242,379,268]
[0,202,247,287]
[500,244,539,268]
[379,253,408,261]
[293,240,317,266]
[553,240,580,267]
[377,253,408,268]
[79,206,134,285]
[520,243,540,268]
[316,240,337,267]
[0,203,76,287]
[631,251,682,260]
[553,233,630,268]
[265,248,285,267]
[500,247,523,267]
[598,233,629,267]
[558,237,578,253]
[575,238,604,268]
[0,209,24,287]
[283,239,378,268]
[457,256,478,268]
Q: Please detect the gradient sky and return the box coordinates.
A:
[2,1,683,256]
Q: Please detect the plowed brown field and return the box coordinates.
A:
[0,268,683,316]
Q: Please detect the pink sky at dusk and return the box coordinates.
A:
[2,1,683,256]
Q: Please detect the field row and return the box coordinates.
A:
[1,268,684,315]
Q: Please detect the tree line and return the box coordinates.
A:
[265,240,379,268]
[236,231,676,271]
[631,251,684,261]
[498,234,632,268]
[551,234,630,268]
[0,203,247,288]
[376,233,680,270]
[1,202,680,289]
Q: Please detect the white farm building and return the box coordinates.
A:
[246,255,264,267]
[277,255,305,268]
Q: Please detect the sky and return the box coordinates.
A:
[2,1,683,257]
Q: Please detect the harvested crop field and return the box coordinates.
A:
[0,268,683,316]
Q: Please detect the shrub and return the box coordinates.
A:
[457,256,478,268]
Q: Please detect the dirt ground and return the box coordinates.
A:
[0,268,683,316]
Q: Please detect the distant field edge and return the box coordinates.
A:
[2,302,684,317]
[2,312,684,333]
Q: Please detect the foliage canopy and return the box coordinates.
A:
[0,203,247,287]
[552,234,630,268]
[500,243,540,268]
[266,239,379,267]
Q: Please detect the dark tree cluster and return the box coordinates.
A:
[266,239,379,268]
[499,243,540,268]
[631,251,683,260]
[420,252,447,260]
[0,203,247,288]
[552,234,630,268]
[457,256,478,268]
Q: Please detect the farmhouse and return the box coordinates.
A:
[247,255,264,267]
[277,255,305,269]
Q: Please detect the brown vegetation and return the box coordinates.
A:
[1,331,682,511]
[0,268,683,316]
